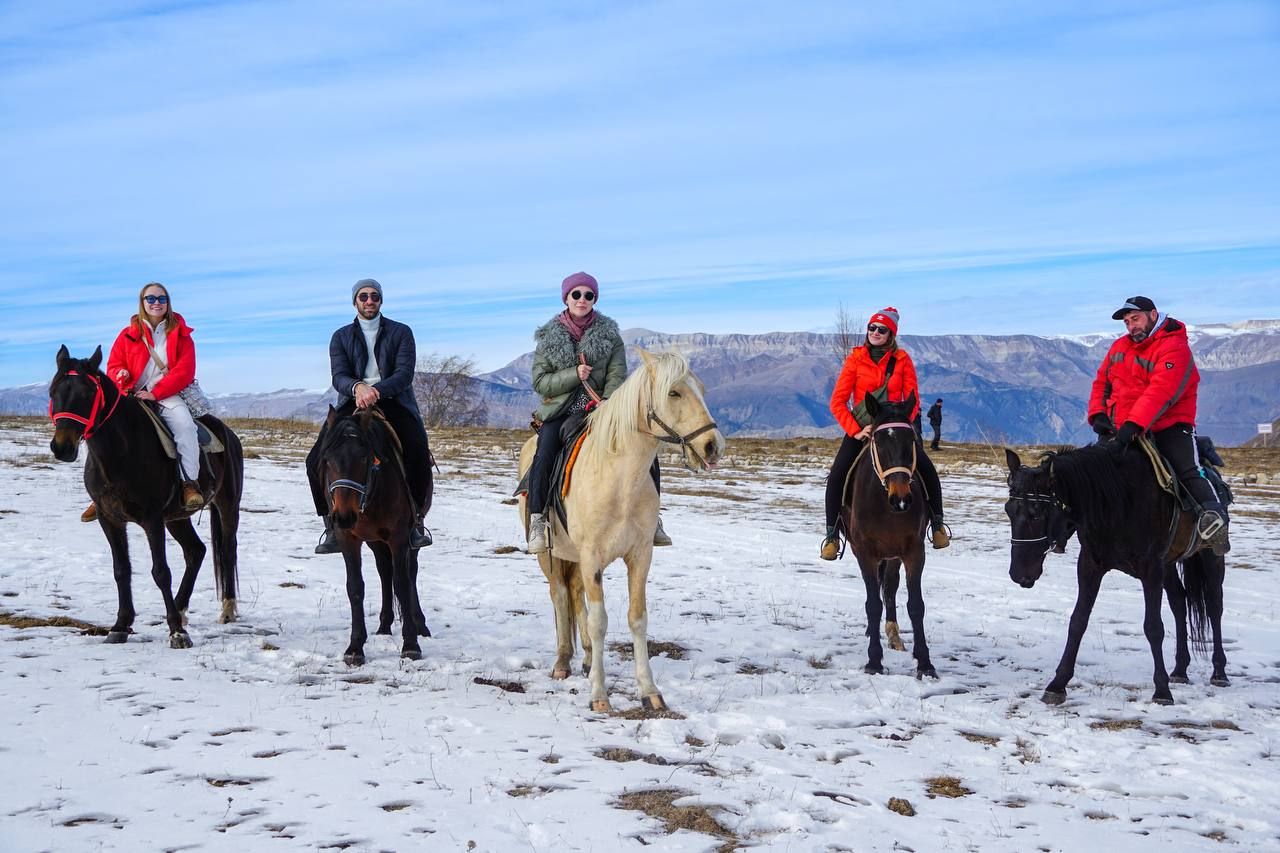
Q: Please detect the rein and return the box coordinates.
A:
[646,407,718,471]
[868,421,917,488]
[49,370,121,440]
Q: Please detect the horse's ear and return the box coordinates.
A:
[637,348,655,368]
[1005,448,1022,473]
[324,405,339,428]
[864,394,881,418]
[87,346,103,373]
[358,408,374,432]
[56,345,70,371]
[904,391,917,413]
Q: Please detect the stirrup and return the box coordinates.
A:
[1196,510,1229,554]
[819,534,840,561]
[930,520,952,550]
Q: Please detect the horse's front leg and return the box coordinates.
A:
[624,543,664,710]
[580,554,611,711]
[142,517,190,648]
[341,540,368,665]
[99,515,135,643]
[854,550,885,674]
[1043,556,1105,704]
[369,541,395,635]
[409,549,429,638]
[1163,563,1190,683]
[391,540,422,660]
[1142,568,1174,705]
[1206,554,1229,687]
[903,545,936,679]
[165,518,207,625]
[882,558,906,652]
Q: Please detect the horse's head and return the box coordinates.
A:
[864,393,918,512]
[1004,448,1072,588]
[49,345,110,462]
[634,349,725,471]
[320,407,380,529]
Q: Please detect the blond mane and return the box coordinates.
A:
[587,350,691,453]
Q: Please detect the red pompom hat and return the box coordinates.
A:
[869,306,900,336]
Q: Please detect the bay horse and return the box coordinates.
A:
[1004,446,1228,705]
[48,346,242,647]
[841,393,937,678]
[516,350,724,712]
[316,405,431,665]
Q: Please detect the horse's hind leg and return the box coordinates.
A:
[1141,570,1174,705]
[904,548,936,679]
[543,555,575,679]
[99,516,135,643]
[1164,564,1191,683]
[370,541,395,635]
[855,553,886,674]
[580,554,611,711]
[392,542,422,660]
[210,498,240,623]
[624,545,664,710]
[142,517,191,649]
[882,559,906,652]
[165,518,207,626]
[1206,554,1229,687]
[1043,557,1105,704]
[341,542,368,665]
[410,549,429,638]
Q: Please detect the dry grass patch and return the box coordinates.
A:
[1089,718,1144,732]
[596,747,669,765]
[886,797,916,816]
[0,610,108,635]
[614,788,737,852]
[663,486,754,502]
[610,640,688,660]
[924,776,973,799]
[492,545,520,554]
[473,676,525,694]
[959,731,1000,746]
[611,706,687,721]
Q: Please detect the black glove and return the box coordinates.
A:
[1115,421,1142,446]
[1090,414,1116,437]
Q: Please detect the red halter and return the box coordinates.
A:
[49,370,121,440]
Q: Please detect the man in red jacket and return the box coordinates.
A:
[1088,296,1229,554]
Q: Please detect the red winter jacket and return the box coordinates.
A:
[829,346,921,436]
[106,313,197,401]
[1087,316,1198,432]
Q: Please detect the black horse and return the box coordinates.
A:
[1005,445,1228,705]
[316,406,431,665]
[48,346,243,647]
[842,394,937,679]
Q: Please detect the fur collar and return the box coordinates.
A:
[534,312,621,369]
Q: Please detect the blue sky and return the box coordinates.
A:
[2,1,1278,392]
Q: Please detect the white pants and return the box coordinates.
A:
[159,397,201,481]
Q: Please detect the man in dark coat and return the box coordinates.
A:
[926,398,943,450]
[307,279,432,553]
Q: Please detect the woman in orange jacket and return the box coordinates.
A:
[821,307,948,559]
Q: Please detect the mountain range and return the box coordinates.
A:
[6,320,1278,446]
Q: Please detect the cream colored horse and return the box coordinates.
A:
[517,350,724,712]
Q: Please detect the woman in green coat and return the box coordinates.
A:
[526,272,669,552]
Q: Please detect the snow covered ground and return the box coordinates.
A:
[2,420,1278,852]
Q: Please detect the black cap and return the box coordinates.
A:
[1112,295,1157,320]
[936,398,942,403]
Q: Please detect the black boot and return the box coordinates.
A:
[314,515,340,555]
[410,522,433,549]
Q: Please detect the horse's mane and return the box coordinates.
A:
[1046,443,1143,543]
[588,351,692,453]
[321,409,396,466]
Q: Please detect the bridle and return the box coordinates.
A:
[326,429,382,514]
[1006,470,1071,552]
[49,370,121,441]
[647,407,718,471]
[868,421,917,488]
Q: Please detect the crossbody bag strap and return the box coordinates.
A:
[142,334,168,375]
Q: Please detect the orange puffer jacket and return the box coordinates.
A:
[828,346,921,437]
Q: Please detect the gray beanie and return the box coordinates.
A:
[352,278,383,303]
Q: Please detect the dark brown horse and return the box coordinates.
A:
[1004,447,1227,705]
[48,346,242,647]
[316,405,431,665]
[842,394,937,678]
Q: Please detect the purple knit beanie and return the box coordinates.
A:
[561,271,599,302]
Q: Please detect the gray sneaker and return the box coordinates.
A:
[1197,510,1230,555]
[527,512,550,554]
[653,515,673,547]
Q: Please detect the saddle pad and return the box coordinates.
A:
[559,428,591,499]
[139,404,225,458]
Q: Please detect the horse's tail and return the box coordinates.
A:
[1180,553,1211,658]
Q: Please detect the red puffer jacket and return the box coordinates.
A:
[829,346,921,436]
[106,313,197,401]
[1087,316,1199,431]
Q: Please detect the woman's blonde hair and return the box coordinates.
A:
[137,282,174,328]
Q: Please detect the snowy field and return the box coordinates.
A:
[2,419,1278,852]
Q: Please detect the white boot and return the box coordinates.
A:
[527,512,550,554]
[653,514,673,547]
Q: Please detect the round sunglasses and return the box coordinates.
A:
[357,292,382,303]
[568,290,596,302]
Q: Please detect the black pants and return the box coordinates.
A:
[929,421,941,449]
[824,434,944,528]
[307,399,432,518]
[1152,423,1223,510]
[528,412,661,515]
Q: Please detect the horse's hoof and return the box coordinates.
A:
[343,652,365,667]
[551,668,571,680]
[401,648,422,661]
[641,693,667,711]
[590,699,613,713]
[1041,689,1067,706]
[169,632,193,650]
[1210,675,1230,688]
[374,626,393,636]
[581,661,592,677]
[1152,694,1175,706]
[863,663,884,675]
[916,667,939,680]
[218,600,238,624]
[1170,674,1189,684]
[104,631,129,645]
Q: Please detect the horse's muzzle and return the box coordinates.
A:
[50,431,80,463]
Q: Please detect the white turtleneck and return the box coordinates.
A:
[358,314,382,387]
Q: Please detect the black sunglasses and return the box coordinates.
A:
[357,292,382,303]
[568,290,596,302]
[143,295,169,305]
[867,323,891,335]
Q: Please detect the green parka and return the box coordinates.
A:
[532,312,628,422]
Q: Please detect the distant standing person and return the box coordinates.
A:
[821,307,949,560]
[307,279,433,553]
[927,398,943,450]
